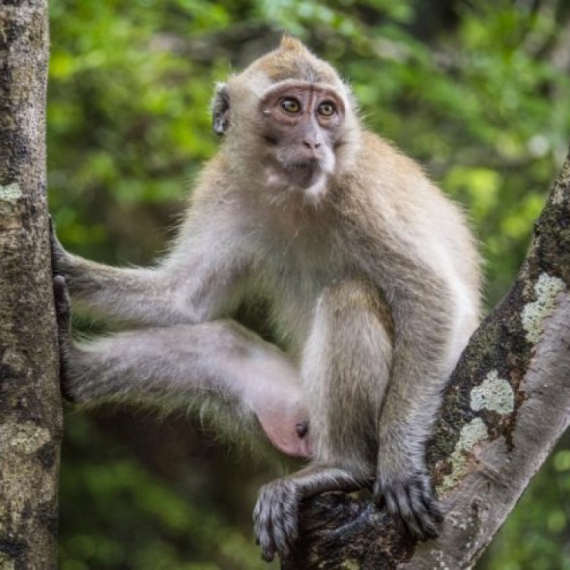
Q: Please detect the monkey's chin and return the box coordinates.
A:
[303,173,329,203]
[263,160,331,204]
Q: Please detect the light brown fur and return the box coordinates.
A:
[52,37,481,562]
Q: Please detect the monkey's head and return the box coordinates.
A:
[212,37,360,201]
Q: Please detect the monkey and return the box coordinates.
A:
[51,36,481,563]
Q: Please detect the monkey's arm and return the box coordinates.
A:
[373,273,452,537]
[54,276,311,458]
[50,210,247,327]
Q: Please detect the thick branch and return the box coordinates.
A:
[282,148,570,569]
[0,1,62,569]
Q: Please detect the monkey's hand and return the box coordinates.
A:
[373,461,442,540]
[254,477,300,562]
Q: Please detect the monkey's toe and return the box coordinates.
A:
[254,479,300,561]
[53,275,71,329]
[53,275,78,403]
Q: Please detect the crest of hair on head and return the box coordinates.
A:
[279,35,312,54]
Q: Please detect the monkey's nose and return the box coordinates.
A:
[303,140,321,150]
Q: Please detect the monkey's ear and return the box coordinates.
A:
[212,83,230,136]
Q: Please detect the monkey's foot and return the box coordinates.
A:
[53,275,76,402]
[253,478,300,562]
[374,469,442,540]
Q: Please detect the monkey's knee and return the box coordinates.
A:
[59,345,113,405]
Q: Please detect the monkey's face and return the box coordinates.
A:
[258,81,345,192]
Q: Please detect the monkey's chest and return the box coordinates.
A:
[256,244,343,352]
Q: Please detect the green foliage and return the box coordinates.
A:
[59,415,271,570]
[48,0,570,567]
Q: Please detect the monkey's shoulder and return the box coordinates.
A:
[339,131,469,233]
[188,153,237,205]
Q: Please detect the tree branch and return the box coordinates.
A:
[0,1,62,568]
[282,147,570,569]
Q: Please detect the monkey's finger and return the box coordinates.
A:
[268,485,289,558]
[419,514,440,540]
[272,510,291,558]
[405,484,439,540]
[253,488,278,562]
[429,503,444,525]
[253,510,272,560]
[254,519,276,561]
[414,487,442,538]
[413,508,440,540]
[381,485,398,515]
[53,275,71,334]
[392,477,442,540]
[274,486,299,558]
[282,500,299,554]
[412,475,442,520]
[391,486,425,539]
[418,484,443,523]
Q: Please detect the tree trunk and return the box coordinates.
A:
[282,148,570,569]
[0,2,62,569]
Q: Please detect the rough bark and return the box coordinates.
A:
[0,2,62,569]
[282,149,570,569]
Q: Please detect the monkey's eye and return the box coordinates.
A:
[317,101,336,117]
[280,98,301,114]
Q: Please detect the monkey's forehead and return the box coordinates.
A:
[252,50,339,84]
[231,63,351,105]
[257,57,338,84]
[230,40,344,89]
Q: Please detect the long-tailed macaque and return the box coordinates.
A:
[52,36,481,562]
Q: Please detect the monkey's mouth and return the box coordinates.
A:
[286,158,321,171]
[283,158,324,189]
[264,154,330,192]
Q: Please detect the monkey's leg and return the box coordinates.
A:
[254,279,393,561]
[53,276,310,459]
